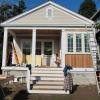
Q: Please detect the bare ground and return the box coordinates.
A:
[0,83,100,100]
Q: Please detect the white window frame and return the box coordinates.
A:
[67,34,73,52]
[21,39,32,55]
[46,7,53,18]
[36,39,54,57]
[66,32,91,54]
[76,34,82,52]
[84,34,90,52]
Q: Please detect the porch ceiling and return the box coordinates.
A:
[10,29,61,38]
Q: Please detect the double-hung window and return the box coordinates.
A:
[67,33,90,53]
[84,34,90,52]
[22,41,32,55]
[76,34,82,52]
[67,34,73,52]
[36,42,41,55]
[44,42,52,55]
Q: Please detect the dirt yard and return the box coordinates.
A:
[0,83,100,100]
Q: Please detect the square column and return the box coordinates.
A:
[12,36,16,64]
[32,29,36,67]
[2,28,8,67]
[61,29,67,67]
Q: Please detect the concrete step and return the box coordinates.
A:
[30,76,64,81]
[32,68,63,71]
[29,68,66,94]
[31,74,64,77]
[32,85,64,90]
[33,80,64,85]
[28,90,67,94]
[32,70,63,74]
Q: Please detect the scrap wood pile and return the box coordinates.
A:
[0,75,14,85]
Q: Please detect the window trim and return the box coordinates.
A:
[36,41,42,55]
[76,34,82,52]
[84,34,90,52]
[46,7,53,18]
[67,34,73,52]
[21,39,32,55]
[36,39,54,57]
[66,32,91,54]
[21,39,54,56]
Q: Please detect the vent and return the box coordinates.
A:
[46,7,53,18]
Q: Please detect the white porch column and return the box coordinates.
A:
[2,28,8,67]
[61,29,67,67]
[32,29,36,67]
[12,36,16,64]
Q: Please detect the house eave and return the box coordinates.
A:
[1,23,94,28]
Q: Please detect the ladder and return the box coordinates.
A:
[88,25,100,94]
[7,43,12,65]
[11,42,19,64]
[95,70,100,94]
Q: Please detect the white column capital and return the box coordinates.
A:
[32,29,36,32]
[61,29,66,33]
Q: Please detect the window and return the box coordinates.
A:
[36,42,41,55]
[46,7,53,18]
[84,34,90,52]
[22,41,31,55]
[48,9,52,17]
[44,42,52,55]
[68,34,73,52]
[67,33,91,53]
[76,34,82,52]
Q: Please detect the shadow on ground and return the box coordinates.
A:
[12,90,29,100]
[0,86,12,100]
[72,85,79,93]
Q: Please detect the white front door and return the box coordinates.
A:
[42,41,53,66]
[36,40,54,66]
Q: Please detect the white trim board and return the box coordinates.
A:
[1,1,94,26]
[1,24,94,27]
[1,67,28,71]
[5,26,94,30]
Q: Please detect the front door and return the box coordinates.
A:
[42,41,53,66]
[36,40,54,67]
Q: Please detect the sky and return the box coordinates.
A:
[0,0,100,12]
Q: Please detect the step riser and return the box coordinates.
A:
[28,90,67,94]
[33,86,64,89]
[31,74,64,77]
[32,68,63,71]
[29,68,66,94]
[35,81,64,85]
[32,71,63,74]
[31,77,64,81]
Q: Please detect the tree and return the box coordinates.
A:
[12,0,26,16]
[0,2,13,69]
[0,0,26,72]
[79,0,97,18]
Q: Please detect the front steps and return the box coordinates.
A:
[29,68,67,94]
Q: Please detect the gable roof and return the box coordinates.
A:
[1,1,94,27]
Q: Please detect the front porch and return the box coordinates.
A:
[1,28,97,94]
[2,28,65,68]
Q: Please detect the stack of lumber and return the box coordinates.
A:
[0,75,14,84]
